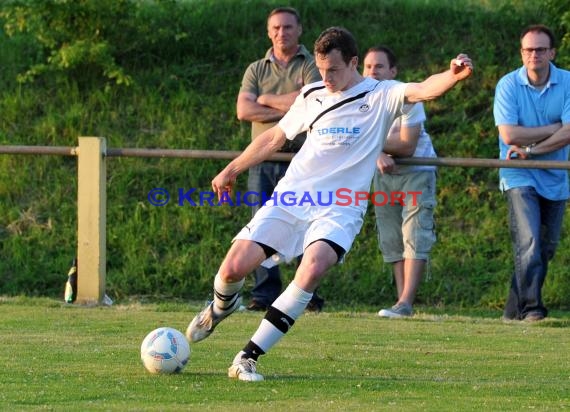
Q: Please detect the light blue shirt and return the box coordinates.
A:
[494,62,570,200]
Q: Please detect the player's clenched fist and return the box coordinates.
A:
[212,170,236,200]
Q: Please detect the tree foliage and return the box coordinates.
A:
[0,0,198,87]
[0,0,136,85]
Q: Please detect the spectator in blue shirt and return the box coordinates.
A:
[494,24,570,322]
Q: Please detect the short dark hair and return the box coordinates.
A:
[364,45,398,69]
[520,24,556,48]
[314,27,358,65]
[268,7,301,24]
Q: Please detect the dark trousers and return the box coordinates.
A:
[504,187,566,319]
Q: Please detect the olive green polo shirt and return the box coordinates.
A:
[239,44,321,143]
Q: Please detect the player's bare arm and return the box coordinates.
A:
[212,125,287,199]
[499,122,562,146]
[236,92,285,123]
[404,54,473,103]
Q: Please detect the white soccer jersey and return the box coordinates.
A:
[234,77,409,265]
[275,76,407,218]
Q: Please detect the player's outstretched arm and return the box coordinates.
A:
[404,54,473,103]
[212,125,287,199]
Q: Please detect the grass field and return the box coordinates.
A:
[1,297,568,411]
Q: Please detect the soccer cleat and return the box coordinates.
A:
[186,297,242,343]
[378,302,413,318]
[228,352,264,381]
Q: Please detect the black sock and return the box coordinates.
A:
[242,341,265,361]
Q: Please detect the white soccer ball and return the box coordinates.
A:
[140,327,191,374]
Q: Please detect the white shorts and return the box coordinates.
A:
[233,205,364,268]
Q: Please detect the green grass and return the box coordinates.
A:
[1,297,568,411]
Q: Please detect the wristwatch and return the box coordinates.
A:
[525,144,536,157]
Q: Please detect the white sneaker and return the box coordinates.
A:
[378,302,413,318]
[186,297,242,343]
[228,352,264,381]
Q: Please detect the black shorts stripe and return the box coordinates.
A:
[307,238,346,261]
[255,241,277,259]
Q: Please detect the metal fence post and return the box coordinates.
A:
[76,137,107,305]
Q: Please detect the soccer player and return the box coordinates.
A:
[187,27,472,381]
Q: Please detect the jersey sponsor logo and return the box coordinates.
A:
[315,126,362,147]
[359,104,370,112]
[315,127,361,135]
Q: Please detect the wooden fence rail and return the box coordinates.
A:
[2,138,569,304]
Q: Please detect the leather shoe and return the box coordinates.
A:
[523,312,545,322]
[246,300,268,312]
[306,294,324,313]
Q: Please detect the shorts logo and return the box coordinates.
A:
[359,104,370,112]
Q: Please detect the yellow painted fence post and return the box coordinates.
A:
[76,137,107,305]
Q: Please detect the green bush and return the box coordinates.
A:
[0,0,568,310]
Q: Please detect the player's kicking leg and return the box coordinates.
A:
[228,239,342,381]
[186,240,266,343]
